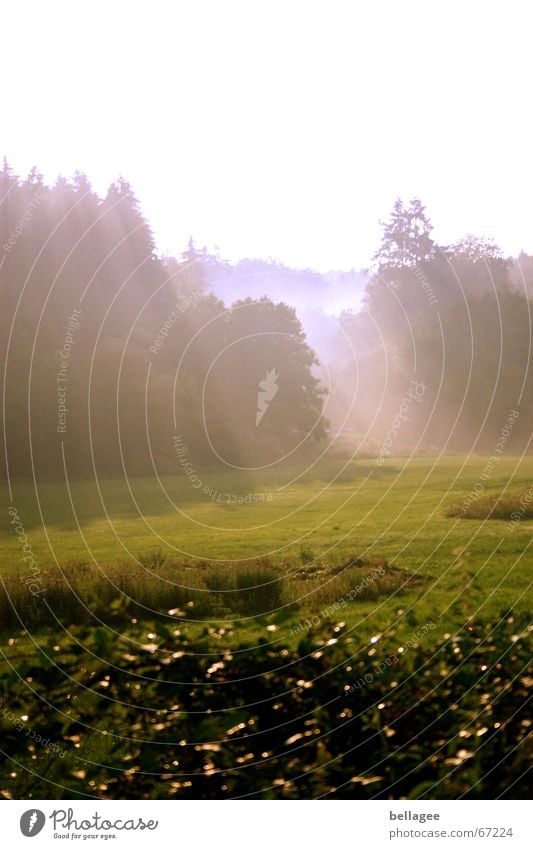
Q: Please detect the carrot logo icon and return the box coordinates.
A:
[20,809,46,837]
[256,368,279,425]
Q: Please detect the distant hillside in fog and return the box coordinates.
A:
[207,257,369,315]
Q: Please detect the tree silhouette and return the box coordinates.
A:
[373,197,435,273]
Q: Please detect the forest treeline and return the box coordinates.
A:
[334,198,533,453]
[1,164,532,481]
[0,162,328,480]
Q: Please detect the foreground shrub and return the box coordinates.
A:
[0,612,530,800]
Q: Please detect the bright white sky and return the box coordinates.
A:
[1,0,532,270]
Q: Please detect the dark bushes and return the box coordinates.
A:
[0,612,530,799]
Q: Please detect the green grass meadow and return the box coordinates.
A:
[2,454,531,641]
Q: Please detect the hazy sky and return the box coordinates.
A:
[2,1,531,270]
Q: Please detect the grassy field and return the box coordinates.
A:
[1,454,531,800]
[1,454,531,643]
